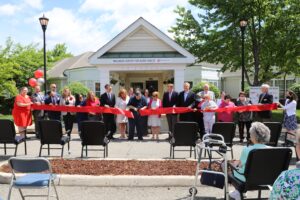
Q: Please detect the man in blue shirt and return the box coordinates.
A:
[127,90,147,141]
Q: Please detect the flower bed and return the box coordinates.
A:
[0,159,222,176]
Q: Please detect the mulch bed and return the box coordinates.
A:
[0,160,222,176]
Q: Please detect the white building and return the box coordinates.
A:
[221,70,299,98]
[48,17,222,95]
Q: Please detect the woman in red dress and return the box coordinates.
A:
[12,87,33,138]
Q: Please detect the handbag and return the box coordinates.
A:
[200,171,225,189]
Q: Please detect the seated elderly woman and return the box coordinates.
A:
[229,122,271,200]
[270,132,300,199]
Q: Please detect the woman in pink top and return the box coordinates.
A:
[86,91,101,121]
[217,95,235,122]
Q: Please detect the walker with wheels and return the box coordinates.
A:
[189,133,229,200]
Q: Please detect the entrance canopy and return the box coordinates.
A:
[89,17,195,93]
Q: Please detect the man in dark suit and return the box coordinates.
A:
[100,84,116,139]
[162,84,178,134]
[177,82,195,121]
[127,90,147,141]
[31,85,45,138]
[44,90,61,120]
[257,84,273,122]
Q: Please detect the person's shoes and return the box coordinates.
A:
[138,137,143,141]
[128,138,133,141]
[229,190,241,200]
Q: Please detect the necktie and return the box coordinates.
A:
[169,92,172,102]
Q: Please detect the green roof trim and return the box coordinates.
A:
[99,52,185,59]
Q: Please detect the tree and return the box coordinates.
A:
[61,82,90,96]
[0,37,73,97]
[170,0,300,86]
[47,43,72,68]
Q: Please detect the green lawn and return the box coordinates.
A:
[0,114,12,120]
[271,109,300,123]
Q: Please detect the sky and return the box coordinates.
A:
[0,0,191,55]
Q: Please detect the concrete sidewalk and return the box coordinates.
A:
[0,185,271,200]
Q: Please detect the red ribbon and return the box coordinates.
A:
[31,105,134,118]
[31,103,277,118]
[139,103,278,116]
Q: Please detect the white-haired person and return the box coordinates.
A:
[198,83,216,102]
[270,132,300,199]
[229,122,271,200]
[257,84,273,122]
[201,94,218,133]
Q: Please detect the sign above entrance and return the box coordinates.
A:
[110,58,173,64]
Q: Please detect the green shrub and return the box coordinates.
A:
[191,82,220,98]
[60,82,89,96]
[289,83,300,95]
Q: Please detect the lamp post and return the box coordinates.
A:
[39,14,49,94]
[239,19,247,92]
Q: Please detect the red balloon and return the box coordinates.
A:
[28,78,37,87]
[34,69,44,78]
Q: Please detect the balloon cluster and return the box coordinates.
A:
[28,69,45,87]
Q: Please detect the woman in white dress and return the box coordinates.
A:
[115,89,130,139]
[148,91,162,140]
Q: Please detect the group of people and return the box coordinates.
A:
[12,82,298,143]
[10,81,300,199]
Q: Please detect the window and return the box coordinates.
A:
[95,82,101,97]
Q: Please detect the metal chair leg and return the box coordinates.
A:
[169,145,172,158]
[7,184,13,200]
[4,143,7,155]
[61,146,64,157]
[48,180,51,200]
[231,148,234,159]
[81,145,84,158]
[172,146,175,159]
[190,146,192,158]
[14,144,18,157]
[24,140,27,155]
[106,145,108,157]
[258,190,261,199]
[194,147,196,159]
[52,180,59,200]
[67,141,70,151]
[85,146,87,157]
[48,144,50,155]
[103,147,106,158]
[18,188,25,200]
[39,144,43,157]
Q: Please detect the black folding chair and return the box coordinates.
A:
[81,121,110,158]
[169,122,199,159]
[38,120,70,157]
[263,122,282,147]
[0,119,27,156]
[229,147,292,200]
[7,157,59,200]
[210,122,236,159]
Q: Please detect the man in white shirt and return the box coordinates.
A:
[198,84,216,102]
